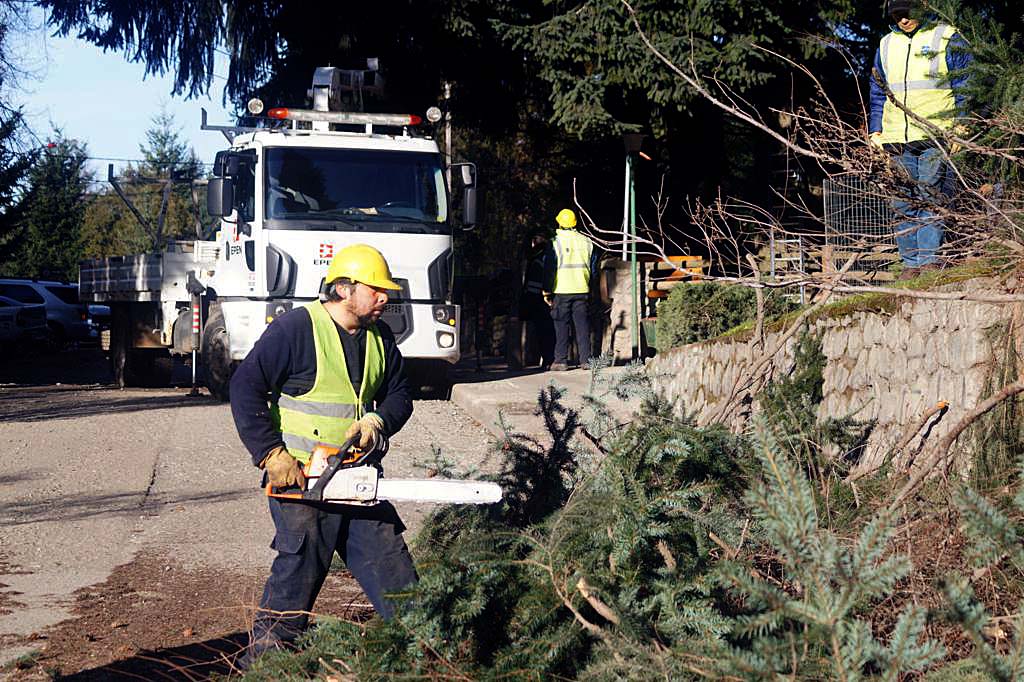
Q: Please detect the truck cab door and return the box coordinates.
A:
[208,149,260,297]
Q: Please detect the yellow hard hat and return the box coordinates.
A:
[325,244,401,290]
[555,208,577,229]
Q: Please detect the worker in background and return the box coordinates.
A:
[229,244,416,668]
[869,0,971,279]
[544,208,599,371]
[520,231,554,369]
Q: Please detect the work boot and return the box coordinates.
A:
[549,362,568,372]
[236,636,290,672]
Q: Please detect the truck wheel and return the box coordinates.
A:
[202,308,234,401]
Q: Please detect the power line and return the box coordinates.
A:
[90,155,214,167]
[5,144,215,167]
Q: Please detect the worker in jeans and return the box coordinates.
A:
[869,0,971,278]
[230,244,416,668]
[544,208,599,371]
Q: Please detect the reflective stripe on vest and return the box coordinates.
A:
[878,23,957,145]
[552,228,593,294]
[270,301,386,464]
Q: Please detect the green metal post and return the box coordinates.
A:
[628,153,638,360]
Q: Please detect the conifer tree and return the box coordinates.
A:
[79,108,204,257]
[7,134,90,280]
[0,110,36,268]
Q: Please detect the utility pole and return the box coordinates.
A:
[622,134,645,361]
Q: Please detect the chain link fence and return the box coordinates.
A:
[822,174,898,280]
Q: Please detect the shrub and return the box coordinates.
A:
[655,282,797,350]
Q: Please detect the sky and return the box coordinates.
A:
[12,9,236,181]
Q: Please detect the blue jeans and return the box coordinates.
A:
[250,496,417,652]
[891,145,951,267]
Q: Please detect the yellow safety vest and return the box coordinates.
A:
[270,301,386,464]
[552,228,594,294]
[878,23,958,145]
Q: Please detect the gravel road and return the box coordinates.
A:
[0,347,500,676]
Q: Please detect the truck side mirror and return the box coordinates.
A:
[463,186,478,228]
[207,177,234,217]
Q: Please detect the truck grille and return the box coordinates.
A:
[381,303,412,344]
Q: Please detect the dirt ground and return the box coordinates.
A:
[0,346,501,681]
[3,551,367,681]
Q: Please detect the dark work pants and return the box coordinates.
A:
[553,294,591,366]
[521,293,555,367]
[250,496,418,652]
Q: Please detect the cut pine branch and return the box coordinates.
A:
[894,381,1024,504]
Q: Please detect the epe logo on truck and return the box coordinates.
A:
[315,242,334,266]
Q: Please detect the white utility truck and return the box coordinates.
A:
[80,67,476,399]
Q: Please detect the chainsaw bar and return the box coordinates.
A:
[375,478,503,504]
[312,465,502,505]
[267,437,503,506]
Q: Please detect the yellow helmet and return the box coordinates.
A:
[325,244,401,290]
[555,208,577,229]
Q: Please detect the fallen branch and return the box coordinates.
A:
[894,380,1024,504]
[703,254,857,427]
[576,576,621,625]
[746,253,766,352]
[850,401,950,483]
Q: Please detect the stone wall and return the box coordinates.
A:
[649,290,1021,472]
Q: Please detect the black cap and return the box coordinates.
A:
[887,0,919,19]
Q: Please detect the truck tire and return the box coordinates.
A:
[202,308,235,401]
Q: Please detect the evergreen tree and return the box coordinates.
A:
[138,106,203,180]
[943,471,1024,680]
[79,108,204,258]
[0,110,36,267]
[7,134,91,280]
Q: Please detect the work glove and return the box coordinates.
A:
[345,412,386,450]
[262,445,306,490]
[950,123,970,155]
[869,132,885,149]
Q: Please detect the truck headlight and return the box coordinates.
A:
[432,304,456,325]
[437,331,455,348]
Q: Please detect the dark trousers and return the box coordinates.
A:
[521,293,555,367]
[251,496,418,651]
[553,294,591,366]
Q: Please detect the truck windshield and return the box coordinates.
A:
[264,147,448,232]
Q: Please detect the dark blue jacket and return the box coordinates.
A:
[869,22,972,134]
[230,306,413,467]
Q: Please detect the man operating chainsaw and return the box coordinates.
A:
[230,243,416,667]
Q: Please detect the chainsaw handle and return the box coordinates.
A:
[302,435,360,501]
[302,434,388,499]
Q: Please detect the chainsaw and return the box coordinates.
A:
[266,435,503,506]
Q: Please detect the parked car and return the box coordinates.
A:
[0,279,98,345]
[88,303,111,330]
[0,294,48,348]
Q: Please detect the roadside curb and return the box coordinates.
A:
[449,359,640,439]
